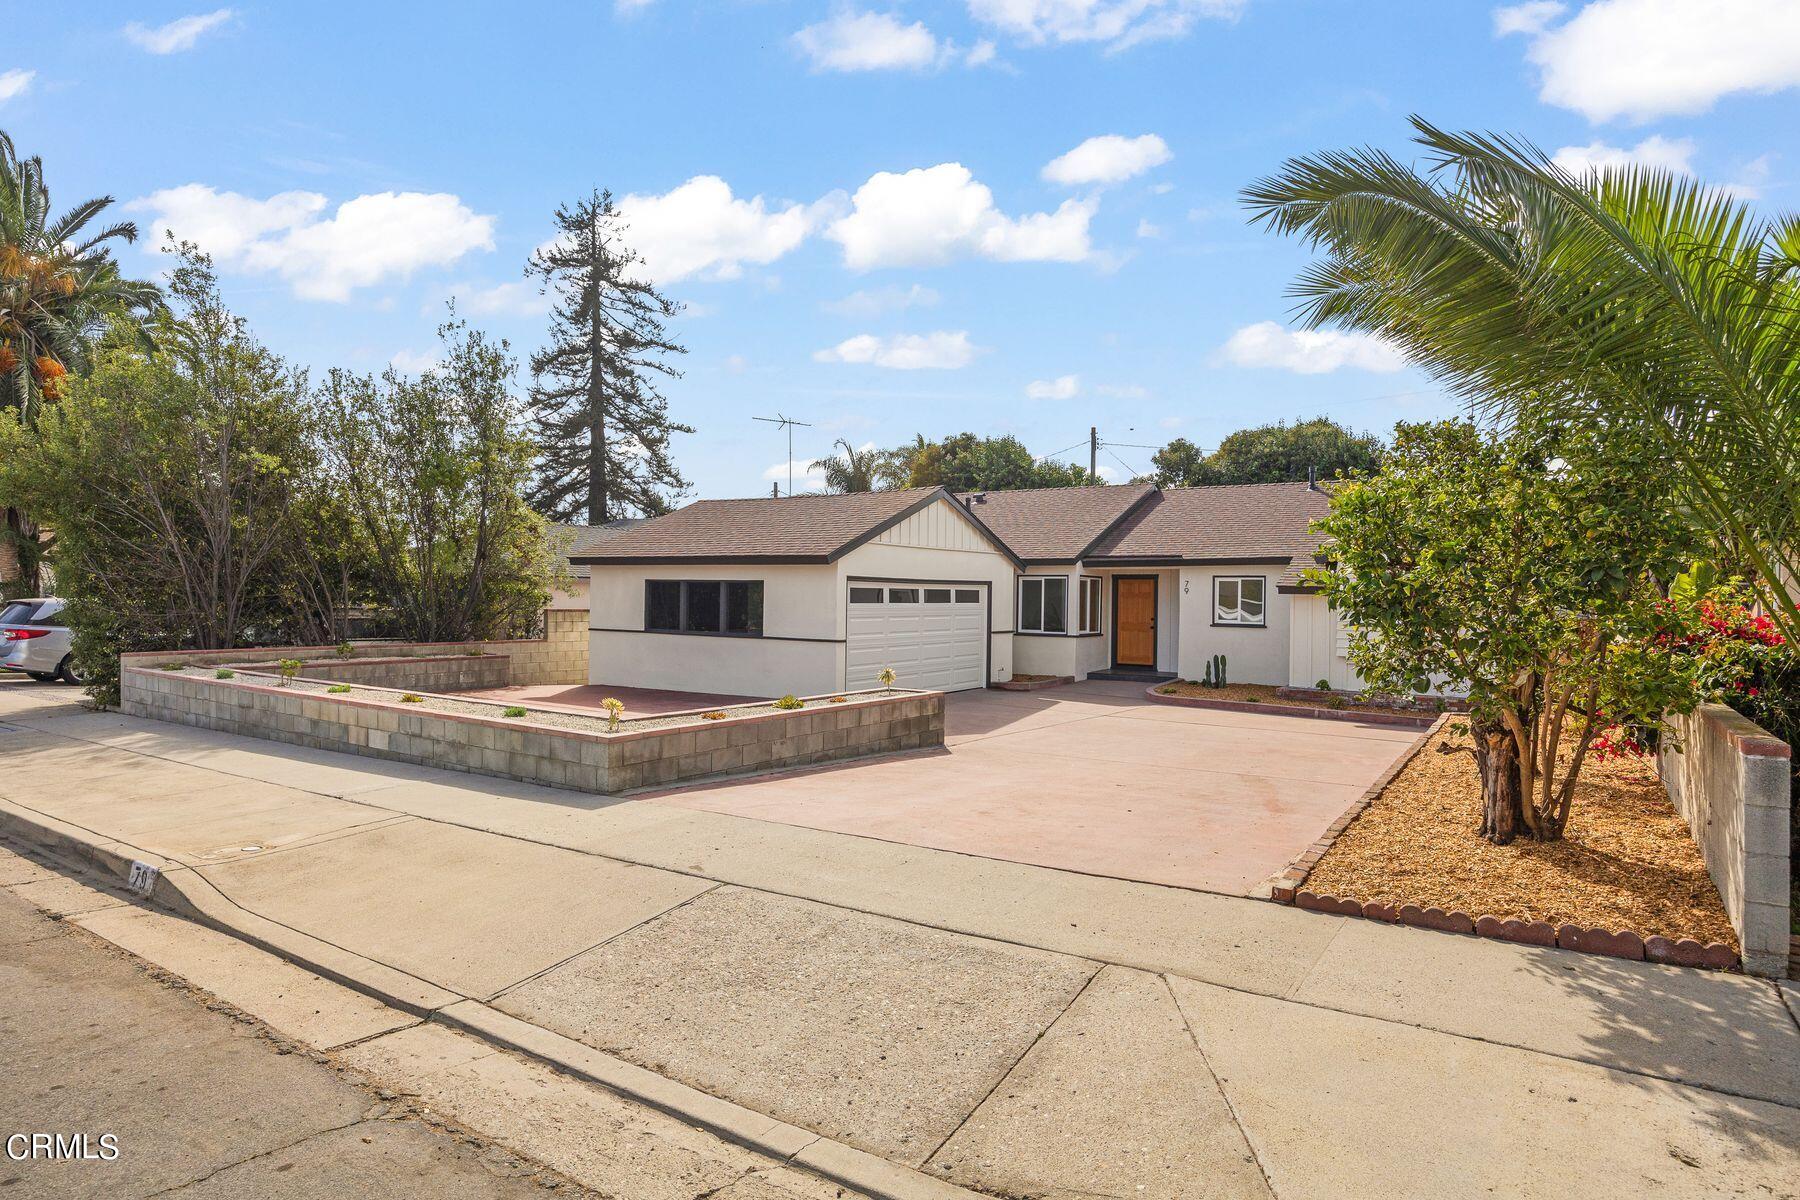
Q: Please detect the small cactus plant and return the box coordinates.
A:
[601,697,625,730]
[275,658,304,686]
[1200,654,1228,688]
[877,666,897,690]
[503,706,527,718]
[327,684,351,694]
[214,668,235,679]
[335,641,355,659]
[773,694,804,711]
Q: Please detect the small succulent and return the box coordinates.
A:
[327,684,352,694]
[601,697,625,730]
[275,658,304,685]
[827,695,848,704]
[399,692,424,704]
[503,706,527,718]
[700,710,728,721]
[335,641,356,659]
[214,668,235,679]
[773,694,804,711]
[876,666,897,690]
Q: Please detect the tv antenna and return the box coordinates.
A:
[754,413,813,497]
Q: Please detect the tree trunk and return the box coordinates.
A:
[1472,718,1526,845]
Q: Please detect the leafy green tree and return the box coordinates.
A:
[1245,116,1800,639]
[0,247,317,703]
[888,432,1099,491]
[316,316,557,643]
[0,129,163,592]
[1152,420,1382,488]
[809,439,896,493]
[525,191,690,523]
[1314,420,1699,843]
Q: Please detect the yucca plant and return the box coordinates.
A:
[1243,116,1800,641]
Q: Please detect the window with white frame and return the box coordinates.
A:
[1078,576,1101,634]
[1019,577,1068,633]
[1213,576,1266,626]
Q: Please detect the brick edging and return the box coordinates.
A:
[1269,712,1742,972]
[1143,684,1439,729]
[992,675,1075,692]
[1268,712,1448,902]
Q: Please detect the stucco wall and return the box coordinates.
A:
[1659,703,1792,977]
[1175,565,1290,686]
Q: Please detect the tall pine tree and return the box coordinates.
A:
[526,191,690,523]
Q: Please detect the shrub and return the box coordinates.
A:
[327,684,351,694]
[158,662,185,671]
[700,710,728,720]
[335,642,355,659]
[773,694,804,711]
[214,668,235,679]
[275,658,304,685]
[399,692,424,704]
[503,706,527,718]
[1315,679,1332,691]
[601,696,625,730]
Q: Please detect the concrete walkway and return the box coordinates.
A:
[1,677,1796,1199]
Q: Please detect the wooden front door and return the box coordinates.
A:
[1114,577,1157,668]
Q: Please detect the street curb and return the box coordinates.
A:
[0,799,983,1200]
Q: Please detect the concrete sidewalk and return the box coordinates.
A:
[2,679,1796,1199]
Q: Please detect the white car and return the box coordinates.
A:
[0,598,86,685]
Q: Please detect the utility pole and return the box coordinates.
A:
[754,413,813,499]
[1089,426,1098,483]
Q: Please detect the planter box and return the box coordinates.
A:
[119,666,943,796]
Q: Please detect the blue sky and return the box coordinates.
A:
[7,1,1797,500]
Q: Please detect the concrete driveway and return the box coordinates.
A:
[650,680,1423,895]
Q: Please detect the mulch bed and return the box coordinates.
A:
[1303,726,1737,947]
[1156,681,1436,720]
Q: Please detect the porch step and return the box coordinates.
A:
[1086,669,1177,683]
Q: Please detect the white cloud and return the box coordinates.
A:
[1551,134,1696,175]
[823,283,941,316]
[813,330,980,369]
[389,349,439,374]
[1492,1,1563,35]
[1136,218,1162,238]
[965,38,999,65]
[615,0,656,13]
[0,69,35,103]
[723,354,749,373]
[1502,0,1800,122]
[763,458,828,491]
[828,163,1095,269]
[615,176,831,283]
[1157,414,1182,428]
[446,279,548,318]
[124,8,233,54]
[1216,321,1406,374]
[1026,373,1080,399]
[132,185,495,302]
[1100,383,1149,399]
[1042,133,1172,186]
[967,0,1246,50]
[1724,153,1776,200]
[793,11,941,71]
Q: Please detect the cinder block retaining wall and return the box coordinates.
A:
[292,654,510,692]
[120,667,943,795]
[1660,703,1792,977]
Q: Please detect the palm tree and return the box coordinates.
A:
[1,129,161,423]
[809,439,895,493]
[0,128,163,589]
[1242,117,1800,639]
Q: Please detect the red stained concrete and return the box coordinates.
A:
[647,680,1421,896]
[462,682,763,718]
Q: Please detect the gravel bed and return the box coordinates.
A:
[154,666,905,736]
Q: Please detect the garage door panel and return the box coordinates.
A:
[847,581,987,693]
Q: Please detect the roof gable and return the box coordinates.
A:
[1085,481,1331,563]
[954,483,1156,563]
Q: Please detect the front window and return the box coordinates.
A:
[1214,576,1266,626]
[1078,577,1101,634]
[1019,577,1068,633]
[645,580,764,635]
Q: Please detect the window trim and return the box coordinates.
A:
[1078,576,1102,635]
[644,579,766,637]
[1018,575,1070,634]
[1211,574,1268,628]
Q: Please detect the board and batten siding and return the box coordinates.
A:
[1287,592,1363,691]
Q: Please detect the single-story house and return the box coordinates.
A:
[571,481,1364,696]
[547,519,645,611]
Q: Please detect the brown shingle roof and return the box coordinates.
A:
[1086,481,1330,565]
[553,520,646,578]
[570,488,997,563]
[954,483,1156,564]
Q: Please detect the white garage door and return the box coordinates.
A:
[846,582,987,693]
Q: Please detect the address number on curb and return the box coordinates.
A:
[126,860,159,897]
